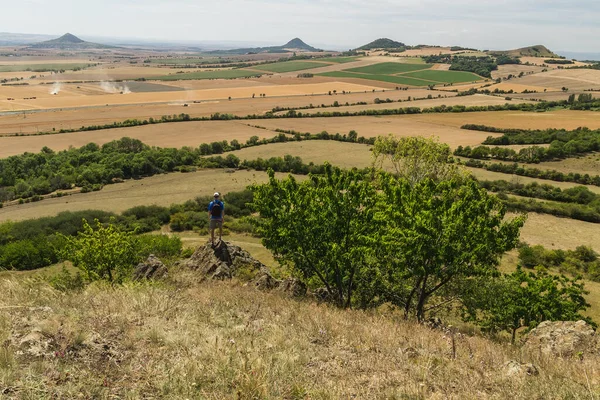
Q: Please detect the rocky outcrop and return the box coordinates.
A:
[185,241,306,297]
[523,320,597,357]
[133,255,168,281]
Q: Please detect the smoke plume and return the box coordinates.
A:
[50,82,61,95]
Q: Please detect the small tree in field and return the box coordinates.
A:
[372,135,461,185]
[60,219,138,283]
[251,165,377,308]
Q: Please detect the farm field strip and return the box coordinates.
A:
[0,81,385,112]
[318,71,438,86]
[0,63,96,72]
[0,121,274,158]
[403,69,483,84]
[152,69,264,81]
[345,62,433,75]
[250,61,333,73]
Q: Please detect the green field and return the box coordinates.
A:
[403,69,483,83]
[318,71,437,86]
[345,62,432,75]
[152,69,263,81]
[316,57,360,63]
[251,61,330,73]
[0,63,94,72]
[145,58,218,65]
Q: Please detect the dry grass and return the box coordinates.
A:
[518,212,600,253]
[1,267,599,399]
[0,121,273,158]
[491,65,547,80]
[0,170,298,222]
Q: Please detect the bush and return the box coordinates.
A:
[137,234,183,260]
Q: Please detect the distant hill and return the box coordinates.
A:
[29,33,116,49]
[207,38,320,55]
[357,38,406,51]
[492,45,559,58]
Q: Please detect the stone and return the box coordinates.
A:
[133,255,168,281]
[277,278,307,297]
[523,320,597,357]
[504,360,539,377]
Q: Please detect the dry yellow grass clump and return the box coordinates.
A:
[1,268,599,399]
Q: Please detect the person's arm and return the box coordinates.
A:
[221,202,225,220]
[208,202,212,219]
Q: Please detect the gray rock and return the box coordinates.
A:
[504,360,539,377]
[523,320,597,357]
[133,255,168,281]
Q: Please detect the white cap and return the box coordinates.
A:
[214,192,220,197]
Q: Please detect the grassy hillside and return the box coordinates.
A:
[2,267,598,398]
[494,45,559,58]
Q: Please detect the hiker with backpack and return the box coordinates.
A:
[208,192,225,245]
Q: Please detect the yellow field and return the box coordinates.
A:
[0,81,385,112]
[246,116,498,149]
[0,169,302,222]
[293,94,533,115]
[498,69,600,92]
[491,64,547,80]
[405,110,600,130]
[0,120,275,158]
[0,88,441,135]
[518,213,600,252]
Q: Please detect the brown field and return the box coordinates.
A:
[36,66,181,82]
[246,116,499,149]
[405,110,600,130]
[292,94,533,115]
[0,81,385,112]
[520,57,591,68]
[519,212,600,252]
[468,154,600,178]
[0,89,435,136]
[497,69,600,92]
[491,64,547,80]
[0,169,300,222]
[0,121,273,158]
[485,82,550,93]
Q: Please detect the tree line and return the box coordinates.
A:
[464,159,600,187]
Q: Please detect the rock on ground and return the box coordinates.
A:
[523,320,597,357]
[133,255,168,281]
[503,360,539,378]
[185,240,306,297]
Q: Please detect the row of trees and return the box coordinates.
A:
[518,244,600,281]
[455,136,600,162]
[464,159,600,187]
[464,125,600,147]
[0,129,375,204]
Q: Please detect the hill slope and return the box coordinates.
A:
[493,45,559,58]
[29,33,115,49]
[1,262,598,398]
[207,38,320,55]
[357,38,406,50]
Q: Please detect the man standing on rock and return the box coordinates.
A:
[208,192,225,246]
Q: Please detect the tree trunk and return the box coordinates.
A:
[416,274,429,322]
[404,276,422,319]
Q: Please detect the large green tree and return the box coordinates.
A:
[377,175,525,321]
[251,165,377,307]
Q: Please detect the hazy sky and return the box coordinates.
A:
[2,0,598,51]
